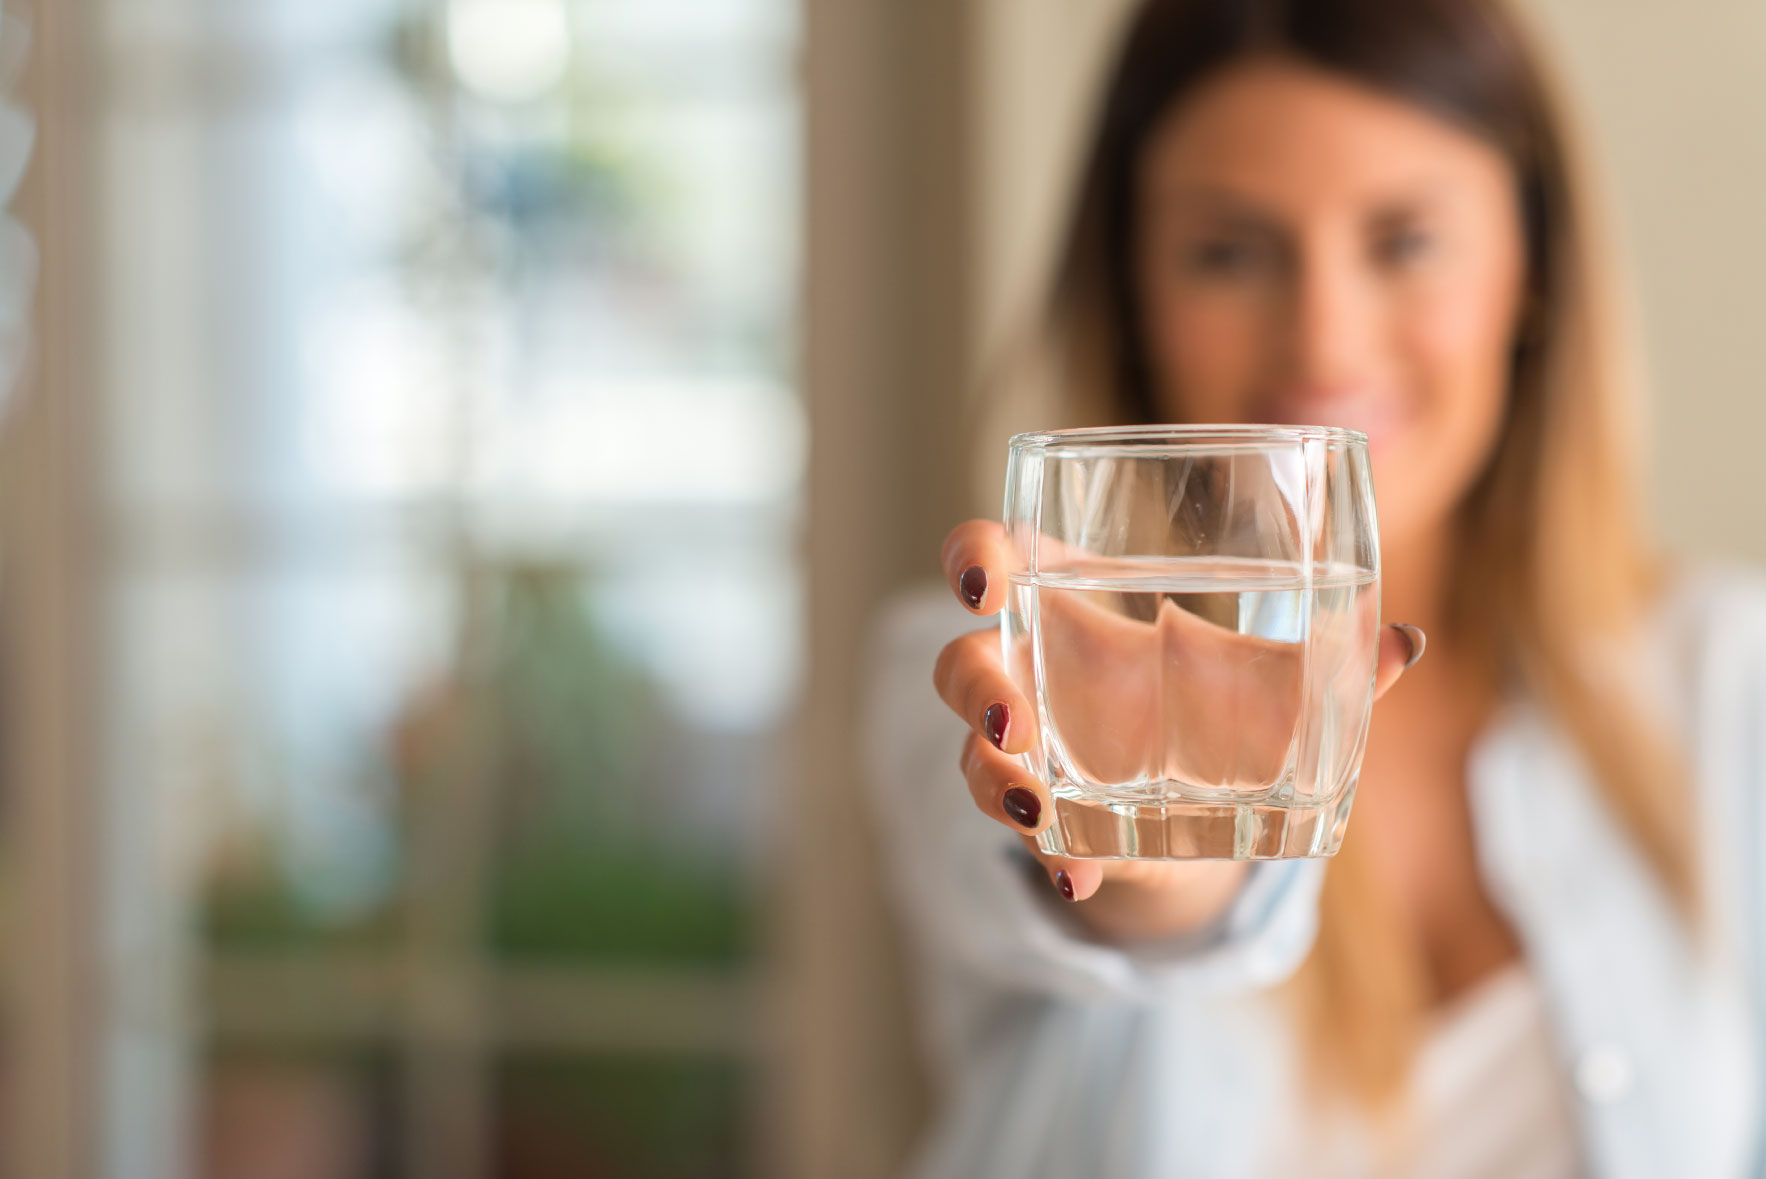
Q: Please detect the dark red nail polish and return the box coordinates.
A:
[1001,787,1041,829]
[959,565,987,610]
[1055,870,1075,901]
[983,702,1009,749]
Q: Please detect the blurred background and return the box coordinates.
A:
[4,0,1765,1177]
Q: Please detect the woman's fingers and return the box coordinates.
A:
[954,731,1110,900]
[940,520,1013,615]
[960,731,1053,836]
[933,628,1038,754]
[1031,851,1106,902]
[955,731,1108,901]
[1373,622,1428,699]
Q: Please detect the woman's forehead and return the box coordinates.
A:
[1140,57,1513,214]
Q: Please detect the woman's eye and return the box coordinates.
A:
[1186,238,1265,275]
[1375,227,1433,266]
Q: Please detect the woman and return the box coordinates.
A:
[865,0,1766,1175]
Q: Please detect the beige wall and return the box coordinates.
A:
[1521,0,1766,562]
[787,3,976,1176]
[6,0,104,1173]
[969,0,1135,371]
[966,0,1138,512]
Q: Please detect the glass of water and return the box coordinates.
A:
[1002,424,1380,860]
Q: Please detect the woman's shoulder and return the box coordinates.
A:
[1641,563,1766,763]
[1651,562,1766,669]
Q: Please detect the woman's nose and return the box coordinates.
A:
[1285,248,1379,393]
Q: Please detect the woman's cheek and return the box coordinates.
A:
[1382,295,1514,534]
[1413,251,1523,408]
[1408,287,1514,449]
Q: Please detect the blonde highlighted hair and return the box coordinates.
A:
[1023,0,1694,1107]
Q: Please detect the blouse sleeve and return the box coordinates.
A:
[1672,571,1766,1038]
[862,587,1324,1007]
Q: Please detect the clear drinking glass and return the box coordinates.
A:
[1002,424,1380,860]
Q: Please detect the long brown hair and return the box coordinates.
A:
[1037,0,1694,1109]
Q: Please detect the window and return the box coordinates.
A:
[91,0,800,1174]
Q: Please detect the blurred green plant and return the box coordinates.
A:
[203,562,752,966]
[487,835,748,965]
[202,846,398,952]
[469,564,751,964]
[499,1052,745,1179]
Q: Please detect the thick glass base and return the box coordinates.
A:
[1032,787,1358,860]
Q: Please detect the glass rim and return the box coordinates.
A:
[1008,423,1368,451]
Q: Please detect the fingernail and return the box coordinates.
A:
[959,565,987,610]
[1054,870,1075,901]
[983,702,1009,749]
[1001,786,1041,829]
[1393,623,1427,669]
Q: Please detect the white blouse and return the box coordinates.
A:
[864,571,1766,1179]
[1261,963,1583,1178]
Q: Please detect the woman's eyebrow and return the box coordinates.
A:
[1365,179,1460,220]
[1155,178,1465,236]
[1158,186,1285,230]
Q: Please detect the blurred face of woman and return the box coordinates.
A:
[1136,57,1528,547]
